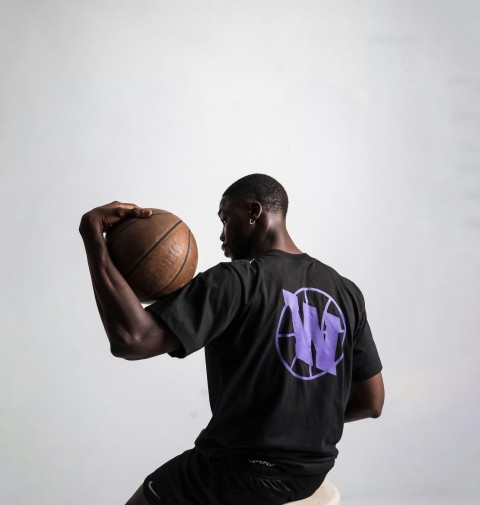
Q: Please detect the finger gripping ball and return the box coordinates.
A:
[105,209,198,302]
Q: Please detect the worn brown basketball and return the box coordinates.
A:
[105,209,198,303]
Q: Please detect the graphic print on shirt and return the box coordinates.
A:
[276,288,346,380]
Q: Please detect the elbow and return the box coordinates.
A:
[109,332,142,360]
[110,342,131,359]
[109,332,165,361]
[370,396,385,418]
[110,343,143,360]
[108,321,179,360]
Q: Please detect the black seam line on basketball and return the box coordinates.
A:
[125,220,183,280]
[142,230,191,301]
[107,218,141,247]
[107,212,172,247]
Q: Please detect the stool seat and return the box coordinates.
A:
[286,480,340,505]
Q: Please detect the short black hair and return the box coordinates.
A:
[223,174,289,216]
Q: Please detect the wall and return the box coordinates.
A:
[1,1,479,503]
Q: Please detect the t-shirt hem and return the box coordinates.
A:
[352,364,383,382]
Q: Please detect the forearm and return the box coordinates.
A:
[82,230,145,348]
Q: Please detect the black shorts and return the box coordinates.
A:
[143,448,332,505]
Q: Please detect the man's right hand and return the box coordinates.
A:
[79,201,152,237]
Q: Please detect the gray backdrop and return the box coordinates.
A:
[1,1,479,504]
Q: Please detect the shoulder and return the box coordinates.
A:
[193,260,259,289]
[339,273,364,299]
[203,259,257,277]
[306,255,367,305]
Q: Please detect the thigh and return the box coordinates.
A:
[222,459,327,505]
[143,449,286,505]
[142,449,203,505]
[140,449,330,505]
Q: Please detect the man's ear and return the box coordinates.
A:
[249,201,263,222]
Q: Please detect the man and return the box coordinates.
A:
[80,174,384,505]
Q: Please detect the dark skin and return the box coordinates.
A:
[217,196,302,260]
[79,201,181,360]
[80,198,384,505]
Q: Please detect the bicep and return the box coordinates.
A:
[112,311,182,360]
[351,371,385,417]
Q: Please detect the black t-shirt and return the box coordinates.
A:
[146,249,382,475]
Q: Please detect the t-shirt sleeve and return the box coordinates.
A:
[145,261,253,359]
[351,290,383,381]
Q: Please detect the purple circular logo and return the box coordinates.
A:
[275,288,346,380]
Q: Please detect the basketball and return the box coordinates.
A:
[105,209,198,302]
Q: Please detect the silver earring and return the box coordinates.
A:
[249,218,255,225]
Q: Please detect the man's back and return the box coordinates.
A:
[147,249,382,475]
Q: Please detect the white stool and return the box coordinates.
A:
[286,480,340,505]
